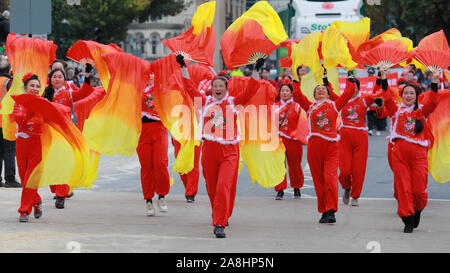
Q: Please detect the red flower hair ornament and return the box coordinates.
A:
[282,77,292,85]
[22,72,35,84]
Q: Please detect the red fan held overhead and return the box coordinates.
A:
[220,1,287,70]
[359,39,410,69]
[221,20,278,69]
[411,30,450,74]
[162,1,216,67]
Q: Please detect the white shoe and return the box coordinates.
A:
[343,189,350,205]
[158,197,168,212]
[146,200,155,216]
[375,131,381,136]
[351,198,359,206]
[368,130,374,136]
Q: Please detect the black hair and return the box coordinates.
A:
[313,84,331,99]
[52,59,68,70]
[23,74,40,88]
[44,68,66,102]
[211,76,228,88]
[354,78,360,91]
[401,83,423,134]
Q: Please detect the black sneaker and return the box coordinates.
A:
[327,210,336,223]
[275,190,284,200]
[4,180,22,188]
[413,209,422,229]
[186,195,195,203]
[402,215,414,233]
[55,197,65,209]
[214,225,226,238]
[294,188,301,198]
[33,201,43,219]
[319,212,328,223]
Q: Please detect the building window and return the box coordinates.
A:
[152,35,158,55]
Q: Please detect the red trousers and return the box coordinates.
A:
[50,184,70,197]
[136,122,170,200]
[275,136,304,191]
[307,136,339,213]
[390,140,428,218]
[16,137,42,215]
[172,138,201,197]
[338,128,368,199]
[201,140,239,227]
[387,142,399,201]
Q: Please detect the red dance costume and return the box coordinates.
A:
[338,92,375,199]
[184,75,259,228]
[274,98,304,192]
[136,85,170,200]
[382,87,438,218]
[13,102,43,215]
[172,138,201,198]
[49,81,94,197]
[293,80,355,214]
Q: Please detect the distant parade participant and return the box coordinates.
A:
[379,67,440,233]
[136,74,170,216]
[293,71,356,224]
[177,54,262,238]
[273,78,304,200]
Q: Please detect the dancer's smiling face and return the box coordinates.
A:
[279,85,292,101]
[402,86,417,107]
[314,85,329,101]
[211,78,227,100]
[25,79,41,95]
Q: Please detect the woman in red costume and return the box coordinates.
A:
[273,78,304,200]
[379,67,440,233]
[14,73,44,222]
[292,71,356,224]
[177,54,263,238]
[137,73,171,216]
[43,64,94,209]
[338,74,382,207]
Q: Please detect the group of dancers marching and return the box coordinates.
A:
[12,50,442,237]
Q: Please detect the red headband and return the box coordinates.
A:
[22,72,35,84]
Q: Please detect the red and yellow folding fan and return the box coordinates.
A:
[321,26,358,71]
[1,34,57,141]
[11,94,93,189]
[151,55,215,174]
[291,32,323,82]
[73,86,106,132]
[419,89,450,183]
[331,17,370,66]
[67,40,123,91]
[227,76,286,188]
[411,30,450,74]
[357,28,402,56]
[359,38,411,69]
[220,1,287,70]
[82,52,151,156]
[162,1,216,67]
